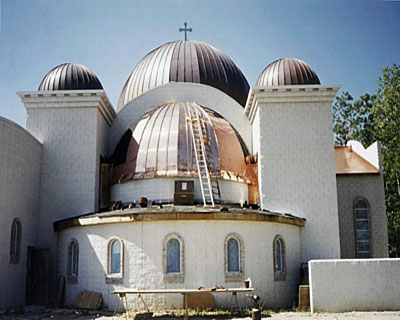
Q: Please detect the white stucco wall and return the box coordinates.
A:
[57,220,301,311]
[248,86,341,263]
[0,117,42,308]
[309,259,400,312]
[111,178,248,205]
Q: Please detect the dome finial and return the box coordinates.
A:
[179,22,192,41]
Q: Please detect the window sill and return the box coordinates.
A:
[225,272,244,282]
[9,255,20,265]
[163,273,184,284]
[106,274,123,284]
[68,275,78,284]
[274,272,286,281]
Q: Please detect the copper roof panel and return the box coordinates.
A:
[110,102,254,184]
[335,146,379,175]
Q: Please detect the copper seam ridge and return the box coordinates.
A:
[131,54,149,101]
[165,103,177,171]
[189,41,198,83]
[196,42,208,82]
[169,41,180,82]
[215,51,232,97]
[66,64,72,90]
[147,41,162,90]
[139,46,158,97]
[150,40,167,89]
[195,42,206,83]
[287,58,297,85]
[156,42,170,86]
[283,59,290,85]
[142,106,163,172]
[269,59,278,86]
[178,40,186,82]
[135,47,153,98]
[207,44,222,85]
[154,104,169,173]
[294,59,304,84]
[163,42,175,85]
[185,41,193,82]
[190,41,200,83]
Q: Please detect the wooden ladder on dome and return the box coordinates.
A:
[189,105,221,207]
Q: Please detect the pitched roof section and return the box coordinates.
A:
[335,146,379,175]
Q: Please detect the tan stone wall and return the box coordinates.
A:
[336,174,388,258]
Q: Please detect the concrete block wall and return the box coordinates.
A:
[309,258,400,312]
[57,220,301,311]
[248,87,341,263]
[19,90,115,303]
[0,117,42,308]
[336,174,388,258]
[111,178,248,204]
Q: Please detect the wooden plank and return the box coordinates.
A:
[112,288,253,295]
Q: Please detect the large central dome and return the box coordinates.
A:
[117,40,250,111]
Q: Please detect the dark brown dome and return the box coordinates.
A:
[38,63,103,91]
[256,58,320,86]
[117,40,250,111]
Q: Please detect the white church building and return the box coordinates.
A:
[0,38,389,310]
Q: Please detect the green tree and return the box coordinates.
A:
[333,64,400,257]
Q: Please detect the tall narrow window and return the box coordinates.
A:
[275,238,282,272]
[227,238,239,272]
[106,238,124,284]
[163,233,184,283]
[111,240,121,274]
[224,233,244,282]
[10,218,21,264]
[354,199,371,258]
[67,240,79,283]
[273,235,286,281]
[167,238,180,273]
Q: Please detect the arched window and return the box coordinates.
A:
[106,238,124,283]
[273,235,286,281]
[67,240,79,283]
[163,233,184,283]
[167,238,180,273]
[227,238,240,272]
[224,233,244,281]
[10,218,21,264]
[354,199,371,258]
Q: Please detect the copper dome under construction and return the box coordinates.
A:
[256,58,320,86]
[38,63,103,91]
[110,101,256,184]
[117,41,250,111]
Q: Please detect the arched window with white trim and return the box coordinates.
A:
[224,233,244,282]
[354,199,371,258]
[273,235,286,281]
[163,233,184,283]
[10,218,21,264]
[106,238,124,284]
[67,240,79,283]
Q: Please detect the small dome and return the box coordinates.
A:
[256,58,320,86]
[38,63,103,91]
[110,102,255,184]
[117,40,250,111]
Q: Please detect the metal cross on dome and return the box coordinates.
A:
[179,22,192,41]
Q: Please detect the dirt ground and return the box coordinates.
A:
[1,308,400,320]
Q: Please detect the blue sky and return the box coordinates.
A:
[0,0,399,126]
